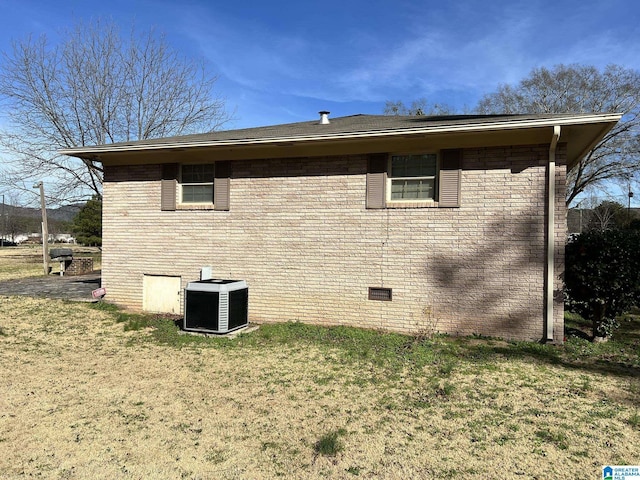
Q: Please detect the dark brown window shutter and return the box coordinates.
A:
[439,149,462,207]
[160,163,178,211]
[366,153,387,209]
[214,161,231,211]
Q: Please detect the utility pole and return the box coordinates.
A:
[33,182,49,275]
[629,182,634,224]
[1,194,4,248]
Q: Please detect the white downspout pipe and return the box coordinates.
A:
[546,125,561,342]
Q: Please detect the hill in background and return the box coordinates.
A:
[1,203,81,239]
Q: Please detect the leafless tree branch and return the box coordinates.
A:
[476,64,640,205]
[0,18,232,205]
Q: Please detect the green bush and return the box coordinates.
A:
[565,229,640,339]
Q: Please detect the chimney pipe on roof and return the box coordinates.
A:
[319,111,330,125]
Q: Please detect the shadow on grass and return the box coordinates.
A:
[564,327,591,341]
[449,315,640,383]
[89,302,640,387]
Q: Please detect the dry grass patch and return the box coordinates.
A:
[0,298,639,479]
[0,245,101,281]
[0,246,46,280]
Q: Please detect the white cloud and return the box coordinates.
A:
[178,8,318,91]
[174,0,640,115]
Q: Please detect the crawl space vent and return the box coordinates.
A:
[369,287,392,301]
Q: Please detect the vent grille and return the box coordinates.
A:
[368,287,392,301]
[219,292,229,331]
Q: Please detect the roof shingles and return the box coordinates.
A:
[59,112,620,158]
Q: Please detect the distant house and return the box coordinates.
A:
[61,112,620,342]
[12,234,29,244]
[53,234,76,243]
[14,233,75,244]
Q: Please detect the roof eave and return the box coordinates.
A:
[59,113,622,160]
[566,120,618,171]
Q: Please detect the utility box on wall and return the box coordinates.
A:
[183,279,248,334]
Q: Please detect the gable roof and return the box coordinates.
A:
[60,113,621,169]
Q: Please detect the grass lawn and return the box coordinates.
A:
[0,293,638,479]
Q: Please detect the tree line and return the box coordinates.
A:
[570,200,639,232]
[0,206,73,243]
[0,196,102,246]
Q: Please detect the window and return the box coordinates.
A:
[366,150,461,209]
[180,164,214,204]
[161,161,230,212]
[388,154,437,201]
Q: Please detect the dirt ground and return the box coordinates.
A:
[1,296,639,479]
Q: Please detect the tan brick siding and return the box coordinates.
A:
[102,144,566,342]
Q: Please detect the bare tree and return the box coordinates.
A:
[384,98,455,116]
[583,199,637,231]
[476,64,640,205]
[0,19,231,204]
[588,201,622,231]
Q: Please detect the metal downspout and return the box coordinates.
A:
[546,126,561,341]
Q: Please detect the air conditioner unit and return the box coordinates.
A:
[183,279,248,334]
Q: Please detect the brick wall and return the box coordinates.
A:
[102,144,566,342]
[65,257,94,276]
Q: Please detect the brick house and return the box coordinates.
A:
[61,112,620,342]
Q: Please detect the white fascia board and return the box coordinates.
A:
[59,114,622,157]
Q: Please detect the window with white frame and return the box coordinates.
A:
[180,164,215,204]
[388,153,437,201]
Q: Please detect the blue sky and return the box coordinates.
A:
[1,0,639,130]
[0,0,639,206]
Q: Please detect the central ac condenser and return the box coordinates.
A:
[183,279,248,334]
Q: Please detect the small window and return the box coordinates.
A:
[180,164,214,204]
[388,154,437,201]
